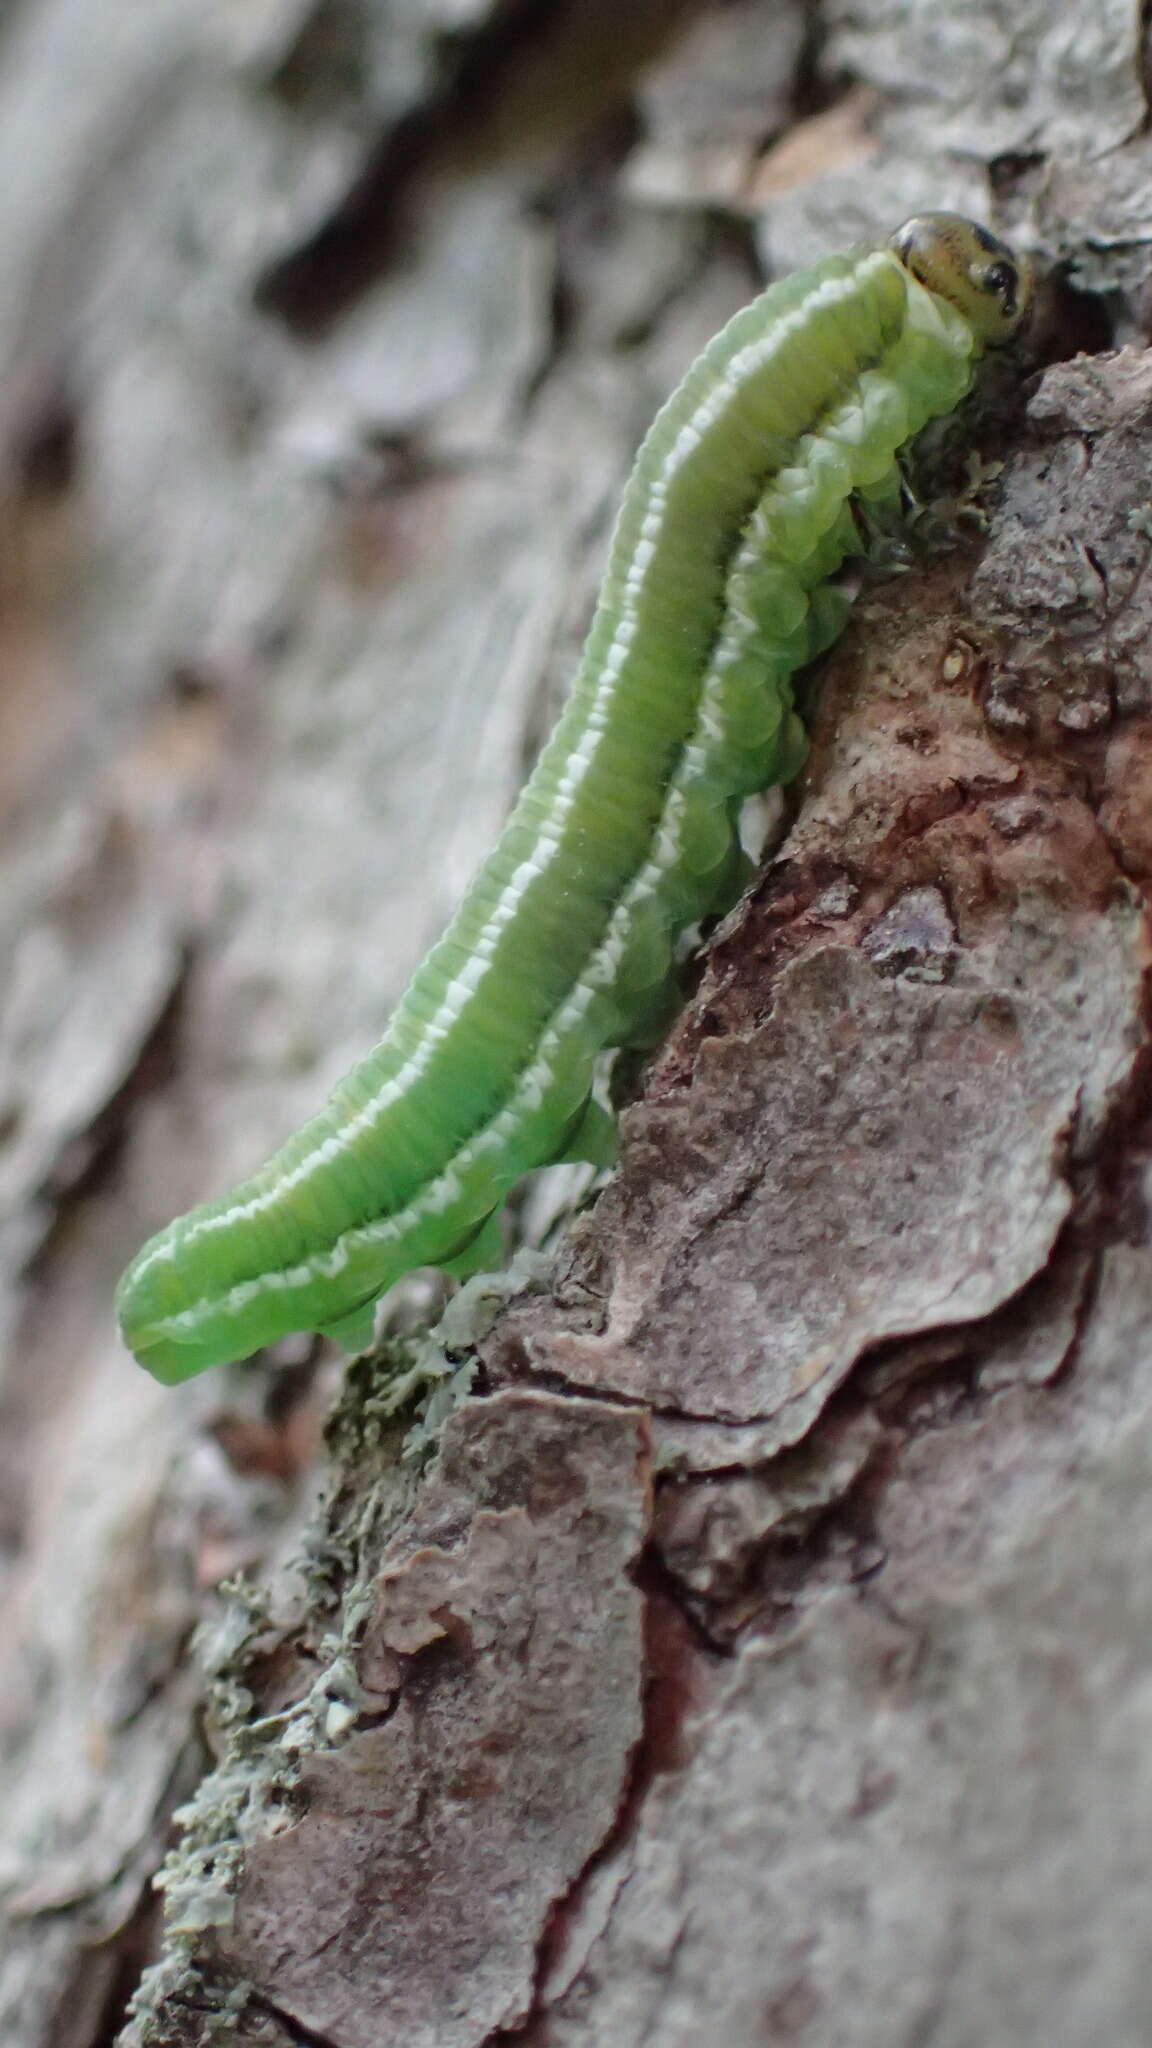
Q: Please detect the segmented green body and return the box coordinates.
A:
[117,218,1026,1381]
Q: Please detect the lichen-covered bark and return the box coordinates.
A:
[224,1393,649,2047]
[3,3,1152,2046]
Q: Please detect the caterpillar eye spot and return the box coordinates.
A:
[982,260,1018,310]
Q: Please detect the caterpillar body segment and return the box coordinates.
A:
[117,218,1028,1380]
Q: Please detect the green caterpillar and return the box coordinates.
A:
[117,214,1028,1381]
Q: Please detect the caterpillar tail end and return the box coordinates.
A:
[116,1284,241,1383]
[115,1224,258,1382]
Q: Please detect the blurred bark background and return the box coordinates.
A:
[1,1,1151,2043]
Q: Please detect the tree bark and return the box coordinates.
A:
[1,3,1150,2045]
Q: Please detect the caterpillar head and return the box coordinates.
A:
[890,213,1031,345]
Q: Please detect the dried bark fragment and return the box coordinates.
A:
[217,1391,650,2048]
[491,924,1138,1437]
[651,1407,886,1604]
[538,1251,1152,2048]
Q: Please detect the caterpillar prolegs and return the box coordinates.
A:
[117,214,1029,1380]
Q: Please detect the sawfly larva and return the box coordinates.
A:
[117,213,1028,1380]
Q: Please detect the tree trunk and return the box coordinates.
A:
[2,3,1150,2045]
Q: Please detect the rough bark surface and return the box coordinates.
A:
[225,1392,650,2048]
[1,3,1150,2046]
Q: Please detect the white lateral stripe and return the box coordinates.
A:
[144,430,830,1345]
[133,253,894,1295]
